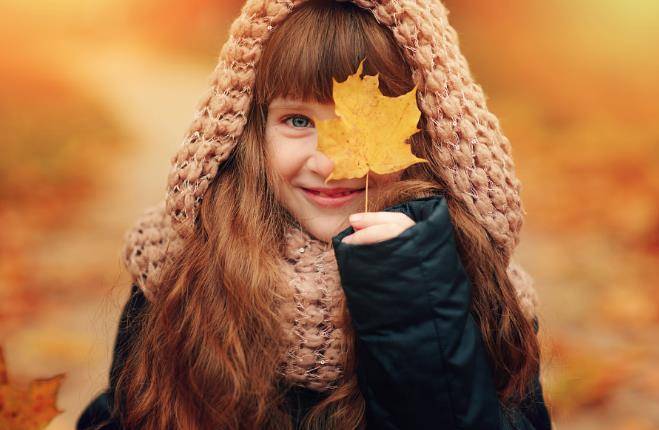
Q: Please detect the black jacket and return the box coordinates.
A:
[77,194,552,429]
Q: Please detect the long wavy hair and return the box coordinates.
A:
[106,1,541,428]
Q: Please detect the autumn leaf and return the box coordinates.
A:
[316,58,428,185]
[0,346,65,430]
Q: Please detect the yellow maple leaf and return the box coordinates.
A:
[0,346,65,430]
[316,58,428,188]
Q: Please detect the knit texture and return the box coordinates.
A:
[277,225,347,391]
[121,0,540,392]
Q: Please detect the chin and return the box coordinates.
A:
[303,217,350,243]
[286,190,355,241]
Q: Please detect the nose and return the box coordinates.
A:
[306,148,335,182]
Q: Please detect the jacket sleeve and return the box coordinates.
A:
[76,284,148,430]
[331,195,552,430]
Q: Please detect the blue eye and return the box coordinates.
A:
[284,115,314,129]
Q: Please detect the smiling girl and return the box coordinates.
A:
[78,0,553,429]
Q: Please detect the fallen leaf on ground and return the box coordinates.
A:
[0,345,65,430]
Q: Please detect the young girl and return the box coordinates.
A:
[78,0,553,428]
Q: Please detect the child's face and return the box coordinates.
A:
[265,96,401,242]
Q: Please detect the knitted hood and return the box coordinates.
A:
[122,0,538,313]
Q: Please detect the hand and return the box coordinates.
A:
[342,211,416,245]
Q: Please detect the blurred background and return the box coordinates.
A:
[0,0,657,428]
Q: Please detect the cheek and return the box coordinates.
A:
[266,134,305,183]
[269,145,299,182]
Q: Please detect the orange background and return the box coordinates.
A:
[1,0,657,428]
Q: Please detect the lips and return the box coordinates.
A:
[304,187,363,197]
[301,187,365,208]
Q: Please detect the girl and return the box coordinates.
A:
[78,0,553,429]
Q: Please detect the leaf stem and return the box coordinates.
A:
[365,171,369,213]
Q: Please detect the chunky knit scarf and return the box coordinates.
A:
[275,225,347,392]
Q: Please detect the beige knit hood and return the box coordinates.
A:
[121,0,539,318]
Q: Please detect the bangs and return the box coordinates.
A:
[253,0,414,107]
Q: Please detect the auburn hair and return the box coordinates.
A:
[104,1,541,428]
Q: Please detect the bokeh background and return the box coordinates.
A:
[1,0,658,428]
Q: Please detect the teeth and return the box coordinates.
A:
[306,189,365,198]
[310,189,359,197]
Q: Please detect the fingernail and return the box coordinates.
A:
[349,213,363,222]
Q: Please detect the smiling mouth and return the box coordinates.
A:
[303,188,365,197]
[301,187,365,208]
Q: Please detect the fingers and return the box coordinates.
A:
[343,211,416,245]
[342,223,408,245]
[349,211,415,230]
